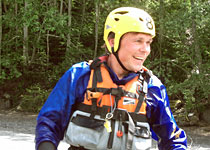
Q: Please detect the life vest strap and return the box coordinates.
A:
[107,119,115,149]
[92,67,102,88]
[75,103,148,123]
[134,94,144,113]
[134,70,149,113]
[71,114,104,131]
[90,56,108,87]
[90,98,97,119]
[86,87,138,99]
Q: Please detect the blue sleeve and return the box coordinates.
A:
[35,62,90,150]
[146,75,187,150]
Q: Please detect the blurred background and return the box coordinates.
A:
[0,0,209,125]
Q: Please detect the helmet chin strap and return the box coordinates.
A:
[111,47,130,72]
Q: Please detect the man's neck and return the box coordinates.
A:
[107,54,129,79]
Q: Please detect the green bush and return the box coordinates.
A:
[19,84,51,112]
[171,67,209,113]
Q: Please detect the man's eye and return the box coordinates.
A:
[147,40,153,45]
[136,40,142,43]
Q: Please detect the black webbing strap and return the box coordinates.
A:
[134,94,144,113]
[111,47,130,72]
[76,103,109,118]
[71,114,104,131]
[89,58,101,69]
[103,86,124,109]
[107,119,115,149]
[90,98,97,119]
[90,59,103,118]
[90,57,104,88]
[92,66,102,89]
[134,70,150,113]
[75,103,148,123]
[86,87,138,99]
[126,112,135,150]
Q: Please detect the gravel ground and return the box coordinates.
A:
[0,111,37,134]
[0,110,69,150]
[0,110,210,150]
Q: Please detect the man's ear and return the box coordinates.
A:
[108,38,114,47]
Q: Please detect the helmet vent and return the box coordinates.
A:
[115,11,128,15]
[139,18,144,22]
[114,18,119,21]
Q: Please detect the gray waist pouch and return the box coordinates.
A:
[65,110,110,150]
[65,110,151,150]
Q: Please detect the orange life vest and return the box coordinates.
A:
[66,56,152,150]
[82,56,151,118]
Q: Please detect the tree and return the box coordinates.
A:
[0,0,209,113]
[60,0,63,15]
[190,0,202,72]
[66,0,72,58]
[94,0,100,58]
[77,0,86,47]
[0,0,2,76]
[158,0,164,79]
[23,0,29,65]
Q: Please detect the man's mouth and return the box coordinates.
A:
[134,56,144,60]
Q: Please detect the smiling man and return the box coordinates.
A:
[107,32,152,79]
[36,7,187,150]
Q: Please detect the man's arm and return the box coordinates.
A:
[146,75,187,150]
[35,62,90,150]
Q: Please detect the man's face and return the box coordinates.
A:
[117,32,153,72]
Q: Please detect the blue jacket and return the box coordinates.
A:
[35,61,187,150]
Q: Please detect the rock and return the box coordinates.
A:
[201,108,210,124]
[0,99,11,110]
[188,114,199,126]
[16,105,22,111]
[174,108,200,126]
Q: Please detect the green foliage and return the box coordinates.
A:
[175,67,209,113]
[0,52,22,81]
[0,0,209,114]
[19,84,51,112]
[144,0,210,113]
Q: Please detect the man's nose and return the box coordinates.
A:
[140,42,149,52]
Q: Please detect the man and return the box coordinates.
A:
[36,7,187,150]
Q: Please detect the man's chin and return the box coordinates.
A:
[133,67,143,72]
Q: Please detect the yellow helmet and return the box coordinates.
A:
[104,7,155,53]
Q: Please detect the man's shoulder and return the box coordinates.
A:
[70,61,90,70]
[148,74,164,88]
[61,61,91,80]
[65,61,90,74]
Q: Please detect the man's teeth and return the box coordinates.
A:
[135,57,143,60]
